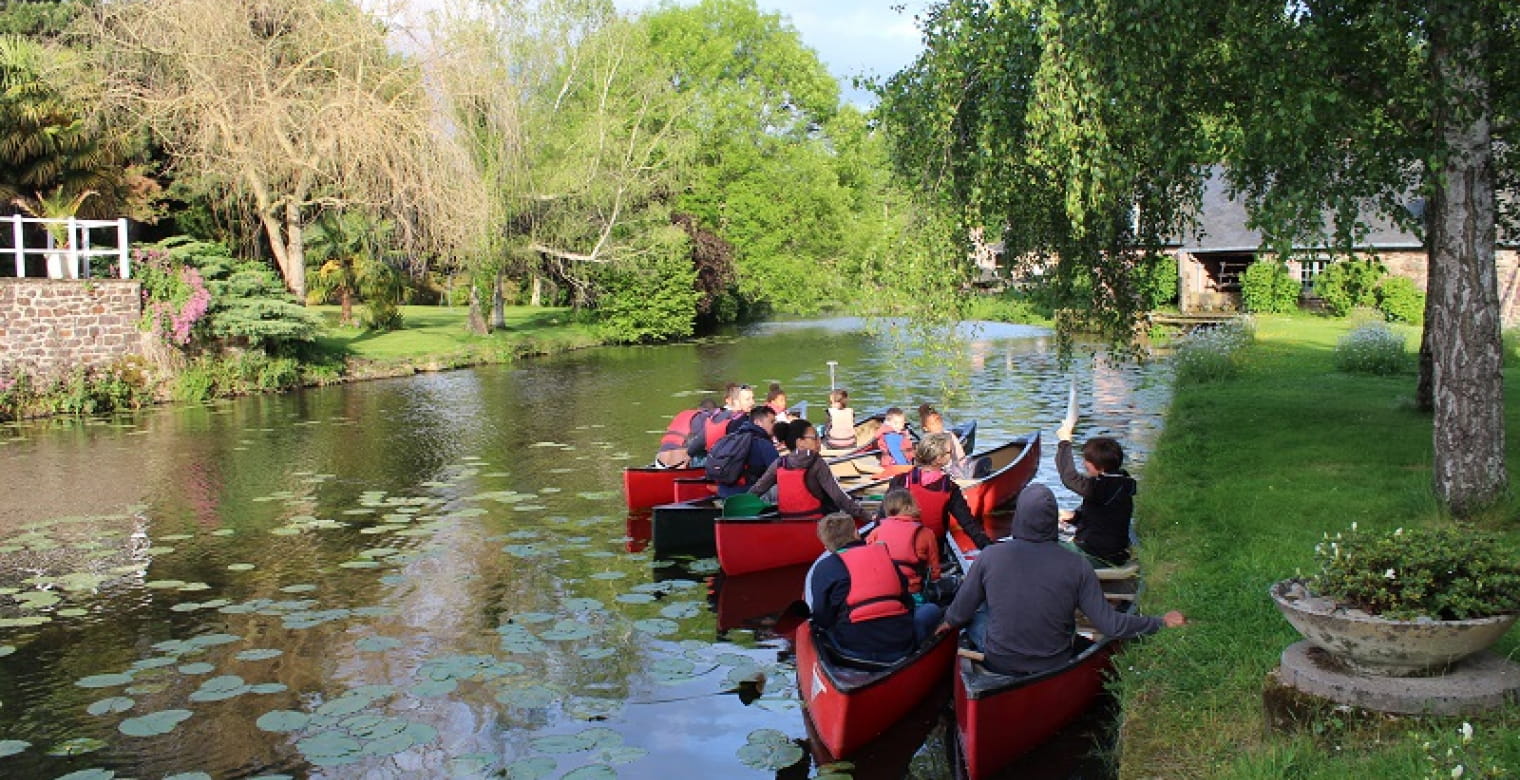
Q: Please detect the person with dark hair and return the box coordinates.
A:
[1054,422,1136,566]
[655,398,718,468]
[824,388,857,450]
[918,404,970,477]
[807,513,941,663]
[712,405,780,498]
[765,382,791,422]
[875,432,994,550]
[685,383,756,462]
[748,420,870,520]
[936,484,1184,676]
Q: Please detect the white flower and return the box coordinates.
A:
[1384,568,1397,580]
[1351,521,1358,531]
[1394,527,1404,536]
[1452,765,1464,779]
[1460,722,1472,744]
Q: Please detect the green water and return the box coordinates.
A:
[0,318,1170,778]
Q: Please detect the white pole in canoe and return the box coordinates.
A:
[826,361,838,391]
[1061,374,1079,433]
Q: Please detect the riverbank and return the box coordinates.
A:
[308,304,605,380]
[1117,314,1520,777]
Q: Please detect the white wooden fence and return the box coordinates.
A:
[6,214,131,279]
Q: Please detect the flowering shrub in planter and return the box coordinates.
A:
[1311,524,1520,621]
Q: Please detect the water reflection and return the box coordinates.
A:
[0,319,1169,778]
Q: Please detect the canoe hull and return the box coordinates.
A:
[622,465,706,511]
[959,434,1041,520]
[797,623,958,759]
[714,514,827,576]
[953,639,1122,779]
[651,496,722,558]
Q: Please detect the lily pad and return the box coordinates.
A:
[186,633,240,648]
[86,696,135,715]
[632,618,679,636]
[503,756,556,779]
[255,710,310,733]
[650,657,698,682]
[279,584,317,593]
[577,647,617,661]
[164,773,213,780]
[188,675,250,702]
[355,636,403,652]
[297,730,363,766]
[540,620,596,641]
[46,736,108,756]
[602,746,649,764]
[528,733,592,754]
[562,766,617,779]
[736,728,804,771]
[118,709,192,737]
[0,645,14,658]
[75,672,134,689]
[250,683,288,695]
[55,770,113,780]
[235,648,284,662]
[315,696,373,718]
[513,612,556,625]
[659,601,704,620]
[615,593,655,605]
[177,663,216,675]
[227,563,256,572]
[495,684,557,709]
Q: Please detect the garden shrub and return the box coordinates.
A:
[1172,318,1254,385]
[1314,258,1385,316]
[136,237,320,350]
[1137,255,1179,309]
[1312,524,1520,620]
[592,233,698,344]
[1240,260,1300,314]
[1333,323,1409,375]
[1375,275,1424,324]
[45,361,151,416]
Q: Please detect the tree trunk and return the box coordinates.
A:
[340,286,354,326]
[466,285,489,335]
[284,201,306,302]
[1427,7,1505,516]
[491,266,506,331]
[531,275,543,307]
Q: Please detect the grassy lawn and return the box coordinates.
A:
[309,304,603,367]
[1118,313,1520,778]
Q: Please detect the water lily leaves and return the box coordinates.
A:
[588,571,627,581]
[76,672,134,689]
[250,683,287,695]
[412,679,457,698]
[0,645,12,657]
[615,593,655,605]
[601,746,648,765]
[163,772,213,780]
[577,648,616,661]
[504,756,556,779]
[188,674,250,702]
[46,737,107,756]
[632,618,678,636]
[359,547,399,559]
[235,648,283,662]
[144,580,186,590]
[502,544,543,558]
[649,658,698,683]
[314,696,372,718]
[658,602,704,620]
[186,633,240,648]
[339,560,380,569]
[355,636,402,652]
[256,710,310,733]
[118,709,192,737]
[513,612,555,625]
[56,572,111,592]
[495,684,557,709]
[14,590,61,609]
[176,663,215,675]
[736,728,803,771]
[0,740,29,757]
[0,616,51,628]
[211,528,235,536]
[86,696,134,716]
[297,730,363,767]
[528,733,593,754]
[279,584,317,593]
[227,563,255,572]
[540,620,595,641]
[447,754,498,778]
[561,766,617,779]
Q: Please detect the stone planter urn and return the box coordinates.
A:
[1270,578,1518,677]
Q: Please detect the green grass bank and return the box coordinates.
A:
[1117,314,1520,777]
[309,304,603,379]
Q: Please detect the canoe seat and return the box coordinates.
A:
[1094,561,1140,581]
[816,631,897,675]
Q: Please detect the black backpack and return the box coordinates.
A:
[704,429,755,485]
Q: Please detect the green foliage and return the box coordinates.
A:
[137,237,320,350]
[0,1,86,37]
[1239,260,1300,314]
[46,360,151,416]
[1171,319,1254,385]
[592,233,698,344]
[1313,258,1386,317]
[1137,255,1179,310]
[1374,275,1424,324]
[171,353,304,402]
[1311,524,1520,620]
[304,210,408,330]
[0,371,35,422]
[961,290,1051,324]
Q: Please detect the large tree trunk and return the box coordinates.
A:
[1427,7,1505,516]
[491,266,506,331]
[284,201,307,302]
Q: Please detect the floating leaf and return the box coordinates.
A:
[540,621,595,641]
[164,773,213,780]
[188,675,250,702]
[0,645,13,658]
[615,593,655,605]
[118,709,192,737]
[235,648,284,662]
[495,685,556,709]
[46,737,107,756]
[297,731,363,766]
[86,696,134,716]
[588,571,627,581]
[55,770,113,780]
[315,696,372,718]
[250,683,287,695]
[632,618,678,636]
[601,746,648,765]
[75,673,134,689]
[650,657,698,682]
[256,710,310,733]
[659,602,703,620]
[412,679,457,698]
[736,728,804,771]
[177,663,215,675]
[339,560,380,569]
[528,733,592,754]
[279,584,317,593]
[561,766,616,779]
[513,612,555,625]
[143,580,186,590]
[503,756,556,779]
[577,648,616,661]
[186,633,240,648]
[561,598,605,612]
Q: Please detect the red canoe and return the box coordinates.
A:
[958,432,1041,520]
[796,620,959,759]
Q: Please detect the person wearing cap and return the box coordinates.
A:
[935,483,1185,676]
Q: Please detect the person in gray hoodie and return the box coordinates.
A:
[935,483,1185,676]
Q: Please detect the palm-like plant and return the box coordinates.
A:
[304,209,407,328]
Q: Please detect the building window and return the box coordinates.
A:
[1299,258,1328,291]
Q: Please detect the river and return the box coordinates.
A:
[0,318,1171,779]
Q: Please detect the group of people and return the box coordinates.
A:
[807,423,1186,674]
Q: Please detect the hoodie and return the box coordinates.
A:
[942,483,1162,676]
[1056,440,1136,564]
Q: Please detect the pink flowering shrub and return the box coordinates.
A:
[137,248,211,346]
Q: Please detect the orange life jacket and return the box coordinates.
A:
[840,543,910,623]
[703,411,737,450]
[906,468,953,539]
[776,462,823,516]
[875,427,916,467]
[872,516,929,592]
[660,409,701,451]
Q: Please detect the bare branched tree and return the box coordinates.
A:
[86,0,481,299]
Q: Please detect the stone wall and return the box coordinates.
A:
[0,279,144,381]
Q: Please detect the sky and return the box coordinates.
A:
[378,0,931,106]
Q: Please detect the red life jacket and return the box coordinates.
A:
[703,411,736,450]
[840,543,910,623]
[874,428,916,466]
[907,468,953,539]
[659,409,701,451]
[776,462,823,516]
[872,516,929,592]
